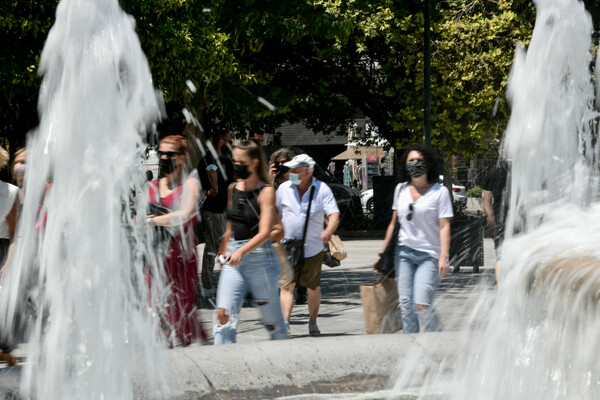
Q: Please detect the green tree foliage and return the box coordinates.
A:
[0,0,538,159]
[428,0,534,160]
[214,0,534,160]
[0,0,58,149]
[213,0,427,140]
[123,0,260,138]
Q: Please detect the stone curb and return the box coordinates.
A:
[166,332,461,399]
[0,327,462,399]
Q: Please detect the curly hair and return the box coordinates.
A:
[398,144,439,184]
[268,147,294,165]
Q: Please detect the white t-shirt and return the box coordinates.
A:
[276,178,340,258]
[392,182,453,259]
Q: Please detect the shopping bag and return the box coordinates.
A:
[322,245,341,267]
[360,277,402,334]
[328,235,347,261]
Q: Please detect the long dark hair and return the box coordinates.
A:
[398,144,439,184]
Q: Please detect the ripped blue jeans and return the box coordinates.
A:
[395,245,441,334]
[213,239,288,344]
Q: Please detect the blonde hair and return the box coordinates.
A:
[235,140,271,184]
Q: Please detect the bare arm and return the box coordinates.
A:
[438,217,451,278]
[482,190,495,227]
[207,170,218,196]
[271,212,284,242]
[227,186,276,266]
[321,212,340,243]
[217,182,235,255]
[151,178,200,227]
[218,220,233,256]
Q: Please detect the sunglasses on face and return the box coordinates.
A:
[158,150,183,158]
[407,203,415,221]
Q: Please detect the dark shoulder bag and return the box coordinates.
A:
[284,186,315,270]
[374,183,405,278]
[374,221,399,278]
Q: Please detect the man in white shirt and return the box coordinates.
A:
[276,154,340,336]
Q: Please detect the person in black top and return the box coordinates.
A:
[480,159,510,283]
[212,140,287,344]
[197,132,234,300]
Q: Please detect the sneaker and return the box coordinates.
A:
[285,321,291,338]
[308,321,320,336]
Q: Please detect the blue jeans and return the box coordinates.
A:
[395,245,442,334]
[214,239,288,344]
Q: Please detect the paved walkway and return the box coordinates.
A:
[198,238,497,343]
[3,238,497,367]
[1,238,498,400]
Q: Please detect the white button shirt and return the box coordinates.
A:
[276,178,340,258]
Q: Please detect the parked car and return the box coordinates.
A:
[439,176,467,207]
[361,189,374,213]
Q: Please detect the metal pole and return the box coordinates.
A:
[423,0,432,145]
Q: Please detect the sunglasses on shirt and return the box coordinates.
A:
[407,203,415,221]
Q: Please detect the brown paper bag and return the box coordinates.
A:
[360,277,402,334]
[328,234,347,261]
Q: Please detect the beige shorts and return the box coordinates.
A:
[273,241,295,287]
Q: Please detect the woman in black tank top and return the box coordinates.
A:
[213,140,288,344]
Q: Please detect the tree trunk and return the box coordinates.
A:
[442,153,454,204]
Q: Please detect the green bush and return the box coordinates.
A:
[466,185,483,198]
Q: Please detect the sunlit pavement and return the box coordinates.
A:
[197,238,497,344]
[1,238,497,370]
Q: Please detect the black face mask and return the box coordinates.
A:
[234,164,251,180]
[406,161,427,178]
[159,158,175,177]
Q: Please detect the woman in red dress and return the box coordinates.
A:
[147,135,205,346]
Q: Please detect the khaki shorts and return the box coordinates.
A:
[294,251,324,290]
[273,242,295,287]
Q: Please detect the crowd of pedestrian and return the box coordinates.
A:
[0,131,510,363]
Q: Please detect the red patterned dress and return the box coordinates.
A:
[149,178,206,345]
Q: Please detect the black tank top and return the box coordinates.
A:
[225,185,262,240]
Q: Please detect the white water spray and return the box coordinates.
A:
[0,0,171,398]
[391,0,600,398]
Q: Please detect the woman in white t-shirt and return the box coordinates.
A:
[374,144,453,334]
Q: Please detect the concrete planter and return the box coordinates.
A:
[466,197,483,212]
